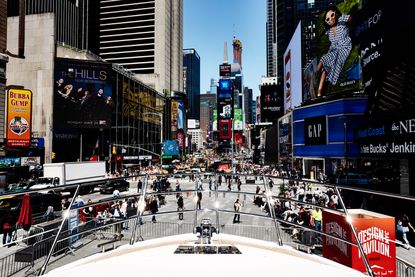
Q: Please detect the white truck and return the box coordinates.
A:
[30,162,107,194]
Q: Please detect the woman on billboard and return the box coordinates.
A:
[317,5,352,97]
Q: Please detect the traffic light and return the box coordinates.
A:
[51,152,56,160]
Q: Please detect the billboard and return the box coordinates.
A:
[283,22,302,113]
[177,130,185,151]
[218,120,232,140]
[233,108,243,131]
[219,64,231,77]
[212,109,218,132]
[6,88,32,147]
[260,83,284,122]
[54,58,113,128]
[303,58,318,102]
[163,140,180,156]
[314,0,362,96]
[178,100,185,130]
[171,100,178,132]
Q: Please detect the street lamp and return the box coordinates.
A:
[143,112,163,169]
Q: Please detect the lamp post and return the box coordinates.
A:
[143,112,163,169]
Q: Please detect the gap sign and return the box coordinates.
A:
[304,115,326,145]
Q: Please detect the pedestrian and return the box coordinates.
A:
[196,191,202,210]
[237,179,241,192]
[177,193,184,220]
[397,214,415,249]
[208,176,213,190]
[44,205,55,221]
[137,178,143,193]
[2,215,14,247]
[149,196,158,223]
[111,202,123,239]
[233,198,242,223]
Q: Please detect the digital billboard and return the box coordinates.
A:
[163,140,180,156]
[233,108,243,131]
[6,88,32,147]
[218,120,232,140]
[54,58,113,128]
[303,58,318,102]
[283,22,302,113]
[171,100,178,132]
[212,109,218,132]
[219,64,231,77]
[314,0,361,96]
[260,83,284,122]
[178,100,185,130]
[217,79,232,99]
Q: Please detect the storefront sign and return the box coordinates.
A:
[356,117,415,156]
[21,157,41,166]
[304,116,327,145]
[6,88,32,147]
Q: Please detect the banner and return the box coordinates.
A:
[7,88,32,147]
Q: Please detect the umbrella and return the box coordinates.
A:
[17,193,34,231]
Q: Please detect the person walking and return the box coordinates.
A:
[398,214,415,249]
[233,198,242,223]
[196,191,202,210]
[177,193,184,220]
[149,196,158,223]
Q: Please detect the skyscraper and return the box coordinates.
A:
[183,48,200,120]
[244,87,253,124]
[232,37,242,67]
[209,78,217,94]
[200,93,216,143]
[266,0,277,77]
[99,0,183,93]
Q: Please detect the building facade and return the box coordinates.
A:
[266,0,277,77]
[200,93,216,144]
[243,87,253,124]
[183,48,200,120]
[99,0,183,93]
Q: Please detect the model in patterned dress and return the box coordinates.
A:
[317,5,352,97]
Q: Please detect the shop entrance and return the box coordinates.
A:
[303,158,325,180]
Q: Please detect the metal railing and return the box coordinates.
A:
[1,172,414,277]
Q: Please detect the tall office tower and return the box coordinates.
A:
[252,99,257,124]
[209,78,217,94]
[232,37,242,67]
[183,48,200,120]
[7,0,98,52]
[266,0,277,77]
[99,0,183,93]
[275,0,340,83]
[200,93,216,143]
[244,87,253,124]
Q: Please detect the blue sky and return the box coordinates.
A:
[184,0,266,98]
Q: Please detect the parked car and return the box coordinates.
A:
[0,192,62,233]
[99,179,129,194]
[8,180,37,193]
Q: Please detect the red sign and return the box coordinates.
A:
[323,209,396,276]
[218,120,232,140]
[234,132,243,146]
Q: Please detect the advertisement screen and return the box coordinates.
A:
[212,109,218,132]
[6,88,32,147]
[278,114,292,157]
[233,108,243,131]
[171,100,178,132]
[54,58,113,128]
[219,64,231,77]
[218,98,232,120]
[218,120,232,140]
[217,79,232,99]
[163,140,180,156]
[303,58,318,102]
[283,22,302,113]
[260,84,284,122]
[178,100,185,130]
[314,0,362,96]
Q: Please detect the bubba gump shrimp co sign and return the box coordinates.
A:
[6,88,32,147]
